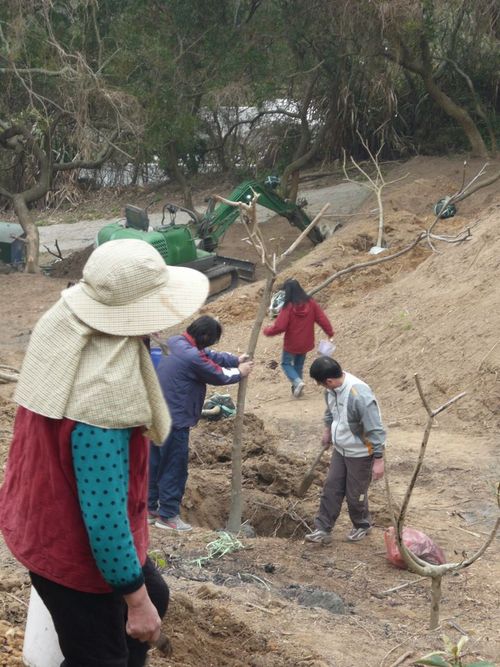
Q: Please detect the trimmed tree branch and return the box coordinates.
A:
[385,375,499,629]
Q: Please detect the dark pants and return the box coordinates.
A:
[29,558,169,667]
[316,449,374,532]
[148,427,190,519]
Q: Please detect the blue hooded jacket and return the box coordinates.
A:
[156,333,241,429]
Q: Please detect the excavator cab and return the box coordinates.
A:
[124,205,149,231]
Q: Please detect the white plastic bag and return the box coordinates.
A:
[23,587,63,667]
[317,339,336,356]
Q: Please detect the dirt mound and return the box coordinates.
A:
[150,588,327,667]
[48,243,94,280]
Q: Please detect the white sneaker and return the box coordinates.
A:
[155,515,192,532]
[305,529,332,545]
[347,526,372,541]
[293,380,305,398]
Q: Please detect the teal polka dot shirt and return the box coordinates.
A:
[71,423,144,593]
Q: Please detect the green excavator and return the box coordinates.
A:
[96,179,325,298]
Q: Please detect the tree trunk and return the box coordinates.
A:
[288,170,300,203]
[280,122,328,201]
[376,189,384,248]
[423,75,489,158]
[227,273,276,532]
[13,194,39,273]
[166,144,196,214]
[430,575,442,630]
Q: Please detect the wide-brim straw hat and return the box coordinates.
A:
[62,239,209,336]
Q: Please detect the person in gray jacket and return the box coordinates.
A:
[305,357,386,545]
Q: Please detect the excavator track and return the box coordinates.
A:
[205,264,239,300]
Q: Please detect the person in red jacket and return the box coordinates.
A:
[263,279,334,397]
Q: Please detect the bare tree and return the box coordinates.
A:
[214,191,330,531]
[0,4,141,272]
[384,375,499,630]
[342,133,409,249]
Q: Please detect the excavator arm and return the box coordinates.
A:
[195,180,324,251]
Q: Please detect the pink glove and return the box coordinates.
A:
[372,457,384,481]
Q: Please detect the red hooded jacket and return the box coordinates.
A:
[263,299,334,354]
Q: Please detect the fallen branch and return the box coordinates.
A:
[425,162,488,252]
[42,240,64,260]
[388,651,413,667]
[308,233,425,297]
[379,579,422,596]
[454,166,500,203]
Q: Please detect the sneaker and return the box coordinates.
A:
[147,511,160,525]
[347,526,372,542]
[293,380,305,398]
[305,529,332,545]
[155,515,192,532]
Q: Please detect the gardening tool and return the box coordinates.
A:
[151,632,173,657]
[296,446,329,497]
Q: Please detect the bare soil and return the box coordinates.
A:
[0,155,499,667]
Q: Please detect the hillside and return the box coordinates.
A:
[0,155,499,667]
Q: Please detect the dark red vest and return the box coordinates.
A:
[0,407,149,593]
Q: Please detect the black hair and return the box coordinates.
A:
[186,315,222,349]
[309,357,343,382]
[282,279,310,306]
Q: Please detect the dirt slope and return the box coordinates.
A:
[0,155,499,667]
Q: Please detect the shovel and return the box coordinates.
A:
[296,447,328,497]
[151,632,173,657]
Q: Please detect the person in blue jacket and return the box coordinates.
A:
[148,316,253,531]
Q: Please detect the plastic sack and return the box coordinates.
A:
[201,393,236,421]
[268,290,285,318]
[384,526,446,569]
[317,339,336,356]
[149,347,162,369]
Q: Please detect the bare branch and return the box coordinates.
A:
[0,66,72,76]
[281,203,330,258]
[308,233,425,297]
[42,240,64,260]
[385,375,499,629]
[342,137,408,248]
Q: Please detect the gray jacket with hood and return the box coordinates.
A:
[324,371,386,458]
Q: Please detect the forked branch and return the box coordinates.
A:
[343,133,408,248]
[385,374,499,629]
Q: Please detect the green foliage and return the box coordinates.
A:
[190,532,244,568]
[148,550,167,569]
[1,0,498,203]
[415,635,496,667]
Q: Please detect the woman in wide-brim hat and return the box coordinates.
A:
[0,239,209,667]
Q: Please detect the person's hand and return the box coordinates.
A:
[372,457,384,481]
[238,353,251,363]
[321,427,332,449]
[239,360,254,377]
[124,585,161,644]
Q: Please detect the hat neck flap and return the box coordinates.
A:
[15,299,170,444]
